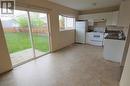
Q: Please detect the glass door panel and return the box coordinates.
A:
[0,10,34,66]
[29,11,50,57]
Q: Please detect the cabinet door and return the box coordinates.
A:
[112,11,119,25]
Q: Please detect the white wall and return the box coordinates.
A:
[78,11,119,26]
[48,11,75,51]
[118,0,130,27]
[118,0,130,36]
[120,44,130,86]
[0,21,12,74]
[119,0,130,86]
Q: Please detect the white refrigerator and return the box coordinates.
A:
[76,20,88,44]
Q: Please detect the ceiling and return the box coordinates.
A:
[48,0,122,10]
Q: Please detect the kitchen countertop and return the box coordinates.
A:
[105,30,126,40]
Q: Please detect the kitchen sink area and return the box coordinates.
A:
[105,30,126,40]
[103,26,126,63]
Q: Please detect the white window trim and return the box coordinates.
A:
[59,15,76,32]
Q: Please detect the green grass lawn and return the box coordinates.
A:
[4,32,49,53]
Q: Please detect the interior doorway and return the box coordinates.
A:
[0,9,50,66]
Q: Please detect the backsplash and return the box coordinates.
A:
[106,25,124,31]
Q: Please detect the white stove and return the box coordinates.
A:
[86,32,106,46]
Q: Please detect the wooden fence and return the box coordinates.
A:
[3,27,48,34]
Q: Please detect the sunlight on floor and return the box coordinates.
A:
[10,48,46,66]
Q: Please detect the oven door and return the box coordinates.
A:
[87,32,104,46]
[89,32,104,41]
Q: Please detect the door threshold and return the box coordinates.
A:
[13,52,50,68]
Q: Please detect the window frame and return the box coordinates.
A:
[59,15,76,31]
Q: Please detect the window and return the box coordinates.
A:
[59,15,75,31]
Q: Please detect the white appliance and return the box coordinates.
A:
[86,32,104,46]
[76,20,88,43]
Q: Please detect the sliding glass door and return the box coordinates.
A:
[29,11,50,57]
[0,9,50,66]
[1,10,34,66]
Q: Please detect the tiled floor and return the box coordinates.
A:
[0,44,120,86]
